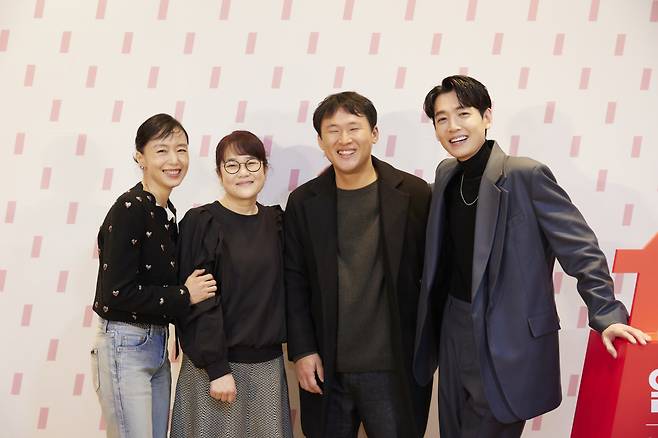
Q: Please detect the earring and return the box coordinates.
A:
[139,165,144,170]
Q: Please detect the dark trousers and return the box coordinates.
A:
[323,371,404,438]
[439,295,526,438]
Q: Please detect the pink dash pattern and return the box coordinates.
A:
[24,65,35,87]
[307,32,319,54]
[369,33,380,55]
[405,0,416,20]
[77,134,87,156]
[431,33,442,55]
[466,0,478,21]
[570,136,581,157]
[57,270,69,293]
[121,32,133,54]
[614,34,625,56]
[343,0,355,20]
[102,168,113,190]
[622,204,633,227]
[235,101,247,123]
[518,67,529,89]
[219,0,231,20]
[297,101,309,123]
[209,66,221,88]
[281,0,292,20]
[183,33,195,54]
[395,67,406,89]
[5,201,15,223]
[543,102,555,123]
[509,135,520,156]
[631,136,642,158]
[553,34,565,55]
[567,374,580,396]
[157,0,168,20]
[334,66,345,88]
[288,169,300,191]
[200,135,211,157]
[596,169,607,192]
[66,202,78,225]
[527,0,539,21]
[86,65,97,88]
[385,135,397,157]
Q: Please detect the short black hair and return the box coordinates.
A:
[135,113,189,153]
[423,75,492,125]
[215,130,268,173]
[312,91,377,136]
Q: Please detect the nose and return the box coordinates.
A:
[447,116,460,132]
[237,162,250,176]
[167,149,180,164]
[339,130,351,145]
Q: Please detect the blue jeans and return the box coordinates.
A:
[91,318,171,438]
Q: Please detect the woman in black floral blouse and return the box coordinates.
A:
[90,114,217,438]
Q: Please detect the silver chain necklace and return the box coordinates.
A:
[459,173,478,206]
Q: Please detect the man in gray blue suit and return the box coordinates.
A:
[413,75,651,437]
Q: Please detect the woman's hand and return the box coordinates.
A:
[184,269,217,305]
[210,374,237,403]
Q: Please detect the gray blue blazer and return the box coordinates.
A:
[413,142,628,422]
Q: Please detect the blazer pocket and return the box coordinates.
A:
[528,311,560,338]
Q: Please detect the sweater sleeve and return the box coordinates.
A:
[99,195,190,318]
[176,207,231,380]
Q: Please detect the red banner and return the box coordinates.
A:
[572,233,658,437]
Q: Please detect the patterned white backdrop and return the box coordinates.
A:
[0,0,656,436]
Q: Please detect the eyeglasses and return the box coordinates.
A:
[223,159,262,174]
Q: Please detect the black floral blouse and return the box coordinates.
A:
[92,182,190,325]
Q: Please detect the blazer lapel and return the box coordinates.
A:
[415,158,458,365]
[471,143,507,300]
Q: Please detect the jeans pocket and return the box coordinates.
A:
[90,348,100,392]
[117,332,149,351]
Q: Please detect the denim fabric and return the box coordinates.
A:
[91,318,171,438]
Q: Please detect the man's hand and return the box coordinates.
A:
[295,353,324,394]
[209,374,237,403]
[601,323,652,359]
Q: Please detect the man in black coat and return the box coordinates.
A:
[284,91,432,438]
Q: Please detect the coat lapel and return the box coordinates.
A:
[422,159,459,293]
[471,142,507,300]
[374,157,409,290]
[303,169,339,348]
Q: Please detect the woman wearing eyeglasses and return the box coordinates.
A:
[171,130,291,438]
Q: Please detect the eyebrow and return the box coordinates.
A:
[324,121,361,129]
[434,105,466,117]
[154,142,188,147]
[225,155,257,160]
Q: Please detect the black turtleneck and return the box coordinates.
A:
[443,140,493,303]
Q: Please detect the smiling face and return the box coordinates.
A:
[317,108,378,182]
[218,146,266,205]
[433,90,492,161]
[136,128,189,195]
